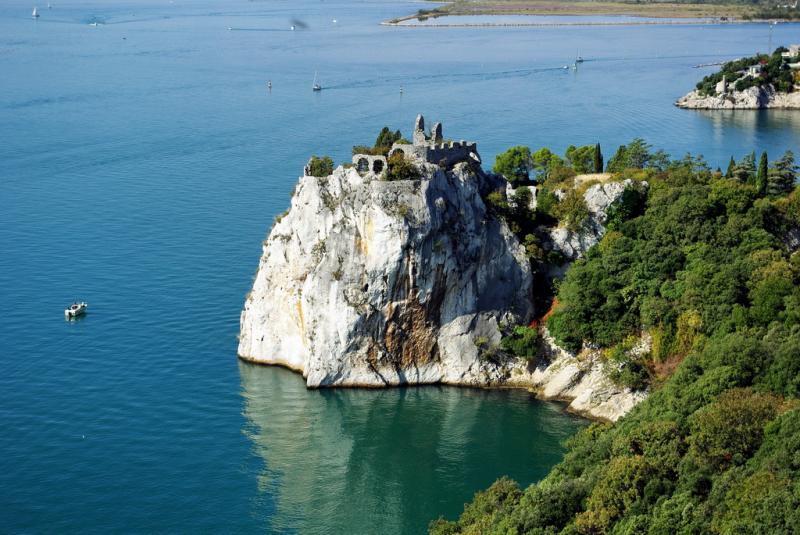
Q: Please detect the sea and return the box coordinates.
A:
[1,0,798,533]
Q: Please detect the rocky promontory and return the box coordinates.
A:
[676,84,800,109]
[239,116,645,421]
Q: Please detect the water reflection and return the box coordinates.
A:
[691,109,800,154]
[239,362,585,535]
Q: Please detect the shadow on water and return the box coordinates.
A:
[238,361,585,535]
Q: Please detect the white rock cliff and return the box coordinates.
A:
[239,117,645,420]
[676,85,800,109]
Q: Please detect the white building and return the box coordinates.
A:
[781,44,800,59]
[746,64,763,77]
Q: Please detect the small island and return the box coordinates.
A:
[677,45,800,109]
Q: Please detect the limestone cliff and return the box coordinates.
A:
[506,330,650,422]
[239,118,532,387]
[239,117,645,420]
[676,85,800,109]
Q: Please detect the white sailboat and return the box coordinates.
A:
[32,7,40,18]
[312,71,322,91]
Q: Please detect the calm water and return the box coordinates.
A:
[1,0,798,533]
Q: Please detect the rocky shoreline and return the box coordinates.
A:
[676,85,800,109]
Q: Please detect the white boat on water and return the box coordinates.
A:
[32,7,39,18]
[65,301,88,318]
[312,71,322,91]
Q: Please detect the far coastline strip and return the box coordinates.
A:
[382,18,778,28]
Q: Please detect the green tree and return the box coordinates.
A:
[594,143,604,173]
[493,146,532,185]
[767,150,797,196]
[375,126,402,152]
[606,139,660,172]
[531,147,564,182]
[555,189,590,231]
[725,156,736,179]
[756,151,769,195]
[565,144,595,174]
[732,151,756,183]
[688,388,781,471]
[307,155,334,177]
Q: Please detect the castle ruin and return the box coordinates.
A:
[350,115,481,178]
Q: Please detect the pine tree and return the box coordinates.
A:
[725,156,736,179]
[593,143,603,173]
[732,152,755,183]
[756,151,768,195]
[767,150,798,196]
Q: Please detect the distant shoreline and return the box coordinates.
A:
[383,0,798,27]
[382,17,775,28]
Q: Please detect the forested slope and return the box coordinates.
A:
[432,146,800,534]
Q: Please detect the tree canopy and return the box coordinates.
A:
[432,142,800,535]
[494,146,533,184]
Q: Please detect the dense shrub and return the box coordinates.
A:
[385,152,419,181]
[500,326,539,361]
[307,155,334,177]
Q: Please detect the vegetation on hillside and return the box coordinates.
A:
[433,145,800,534]
[696,47,799,96]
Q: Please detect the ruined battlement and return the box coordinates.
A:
[392,114,481,168]
[351,115,481,177]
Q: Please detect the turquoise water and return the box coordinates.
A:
[1,0,798,533]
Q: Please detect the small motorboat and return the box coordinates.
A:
[65,301,88,318]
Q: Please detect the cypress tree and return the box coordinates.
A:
[725,156,736,179]
[756,151,768,195]
[593,143,603,173]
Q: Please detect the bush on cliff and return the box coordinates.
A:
[385,152,419,181]
[500,326,539,361]
[307,155,334,177]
